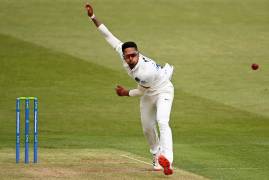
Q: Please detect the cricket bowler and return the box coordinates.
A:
[85,3,174,175]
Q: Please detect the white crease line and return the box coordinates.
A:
[120,154,178,170]
[120,154,152,166]
[121,155,261,172]
[189,167,265,170]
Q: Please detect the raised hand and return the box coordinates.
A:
[85,3,94,17]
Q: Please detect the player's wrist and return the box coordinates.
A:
[89,14,95,19]
[126,90,130,96]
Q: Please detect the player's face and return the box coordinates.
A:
[123,47,139,69]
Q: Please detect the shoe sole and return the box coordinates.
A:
[153,167,162,171]
[158,155,173,175]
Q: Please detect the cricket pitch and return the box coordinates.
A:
[0,148,208,179]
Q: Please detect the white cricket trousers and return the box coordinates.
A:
[140,84,174,163]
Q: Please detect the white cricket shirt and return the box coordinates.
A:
[98,24,173,96]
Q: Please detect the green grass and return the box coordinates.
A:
[0,0,268,116]
[0,0,269,179]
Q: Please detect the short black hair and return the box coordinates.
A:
[122,41,138,53]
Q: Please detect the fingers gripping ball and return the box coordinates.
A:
[115,85,129,96]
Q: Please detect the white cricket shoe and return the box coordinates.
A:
[153,154,162,171]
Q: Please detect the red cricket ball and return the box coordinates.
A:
[251,63,259,70]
